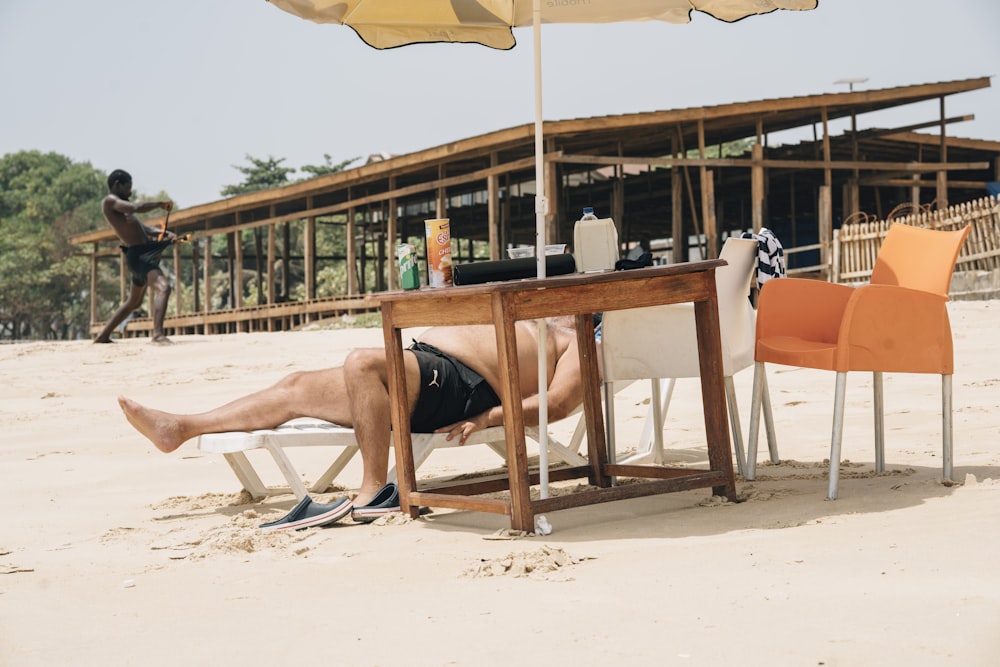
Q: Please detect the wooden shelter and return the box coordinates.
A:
[72,77,998,337]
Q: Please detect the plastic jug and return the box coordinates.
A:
[573,207,619,273]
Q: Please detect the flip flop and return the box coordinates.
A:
[259,495,353,531]
[351,482,400,523]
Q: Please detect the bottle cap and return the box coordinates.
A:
[583,207,594,215]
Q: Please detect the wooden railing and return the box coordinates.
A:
[97,293,380,339]
[833,196,1000,284]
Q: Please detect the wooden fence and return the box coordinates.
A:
[832,196,1000,284]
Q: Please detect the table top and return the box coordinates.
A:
[376,260,727,327]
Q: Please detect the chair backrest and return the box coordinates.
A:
[601,237,758,382]
[870,223,970,296]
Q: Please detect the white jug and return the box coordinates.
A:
[573,212,619,273]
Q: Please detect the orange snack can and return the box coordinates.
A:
[424,218,453,287]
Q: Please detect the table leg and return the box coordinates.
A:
[576,313,611,487]
[492,293,533,531]
[693,293,737,501]
[380,302,420,519]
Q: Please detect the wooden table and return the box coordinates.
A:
[377,261,737,531]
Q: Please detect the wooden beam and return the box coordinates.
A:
[854,114,973,141]
[864,178,987,188]
[553,154,988,172]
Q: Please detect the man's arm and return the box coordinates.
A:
[109,197,174,238]
[436,344,585,445]
[110,197,172,216]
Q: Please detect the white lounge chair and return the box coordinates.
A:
[198,417,589,500]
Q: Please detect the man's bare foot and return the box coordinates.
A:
[93,337,114,344]
[150,335,173,345]
[118,396,187,453]
[352,482,388,508]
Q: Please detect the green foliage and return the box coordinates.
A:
[300,154,360,179]
[220,155,295,197]
[222,153,361,197]
[0,150,107,339]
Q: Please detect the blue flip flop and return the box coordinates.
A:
[351,483,400,523]
[259,495,353,531]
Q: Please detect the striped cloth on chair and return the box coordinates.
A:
[741,228,786,290]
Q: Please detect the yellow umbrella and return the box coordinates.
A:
[266,0,819,523]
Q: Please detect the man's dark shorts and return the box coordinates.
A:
[121,240,171,287]
[407,341,501,433]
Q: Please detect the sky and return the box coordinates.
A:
[2,0,998,208]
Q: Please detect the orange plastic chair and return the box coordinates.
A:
[745,223,970,499]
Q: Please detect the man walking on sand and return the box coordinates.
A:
[94,169,175,344]
[119,318,587,526]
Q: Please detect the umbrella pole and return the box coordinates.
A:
[532,0,551,513]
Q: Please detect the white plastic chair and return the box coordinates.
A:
[600,237,776,475]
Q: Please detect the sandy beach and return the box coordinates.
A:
[1,300,999,666]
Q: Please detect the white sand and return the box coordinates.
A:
[1,301,999,666]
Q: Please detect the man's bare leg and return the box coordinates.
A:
[342,348,421,506]
[119,367,356,453]
[94,283,146,343]
[147,269,173,344]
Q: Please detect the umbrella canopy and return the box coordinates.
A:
[266,0,818,515]
[268,1,818,50]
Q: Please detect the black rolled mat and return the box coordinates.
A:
[452,253,577,285]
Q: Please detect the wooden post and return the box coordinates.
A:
[547,137,560,246]
[751,143,764,233]
[488,154,499,260]
[671,163,683,264]
[191,238,200,315]
[233,228,244,310]
[819,185,832,279]
[436,165,446,218]
[698,120,716,257]
[822,107,832,189]
[388,178,399,290]
[281,221,291,300]
[937,96,949,209]
[267,209,276,305]
[304,211,316,301]
[173,242,182,316]
[203,233,212,315]
[89,244,98,327]
[701,169,717,259]
[347,205,357,296]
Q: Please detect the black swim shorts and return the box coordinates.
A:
[121,240,171,287]
[407,341,501,433]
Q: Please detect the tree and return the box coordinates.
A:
[220,155,295,197]
[0,151,107,339]
[300,153,359,179]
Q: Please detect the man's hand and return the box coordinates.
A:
[162,201,173,212]
[435,411,491,445]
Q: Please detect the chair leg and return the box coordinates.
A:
[649,378,666,465]
[222,451,270,499]
[724,375,746,476]
[604,380,617,466]
[311,445,361,493]
[760,368,779,463]
[873,371,885,473]
[262,441,309,500]
[746,361,765,481]
[622,377,675,466]
[943,374,953,482]
[828,372,848,500]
